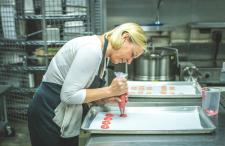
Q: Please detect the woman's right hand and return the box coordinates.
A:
[94,96,121,105]
[108,77,128,96]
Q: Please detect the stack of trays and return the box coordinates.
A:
[63,21,86,40]
[45,0,62,16]
[0,5,17,39]
[65,0,87,16]
[63,0,87,40]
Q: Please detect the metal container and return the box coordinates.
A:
[45,27,60,41]
[133,47,179,81]
[28,73,35,88]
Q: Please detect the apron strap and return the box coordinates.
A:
[97,36,108,78]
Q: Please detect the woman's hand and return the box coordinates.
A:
[85,77,128,104]
[94,96,121,105]
[108,77,128,96]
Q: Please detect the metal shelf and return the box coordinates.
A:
[23,40,67,46]
[0,65,47,72]
[0,39,67,46]
[16,14,87,21]
[10,87,37,94]
[188,22,225,29]
[0,0,104,123]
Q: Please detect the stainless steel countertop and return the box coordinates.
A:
[85,107,225,146]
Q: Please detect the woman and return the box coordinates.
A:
[28,22,147,146]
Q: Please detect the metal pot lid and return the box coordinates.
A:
[149,53,160,58]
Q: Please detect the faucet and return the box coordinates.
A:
[155,0,163,25]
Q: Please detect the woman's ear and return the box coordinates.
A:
[121,32,130,41]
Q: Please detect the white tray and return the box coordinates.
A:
[81,104,215,134]
[128,81,202,98]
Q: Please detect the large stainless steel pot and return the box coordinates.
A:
[133,47,179,81]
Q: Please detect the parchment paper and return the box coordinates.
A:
[89,108,203,130]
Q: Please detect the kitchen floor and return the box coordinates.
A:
[0,122,89,146]
[0,122,30,146]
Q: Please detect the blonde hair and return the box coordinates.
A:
[104,23,147,51]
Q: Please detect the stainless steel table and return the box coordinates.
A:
[85,107,225,146]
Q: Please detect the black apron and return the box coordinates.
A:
[28,37,108,146]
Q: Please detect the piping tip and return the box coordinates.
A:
[120,108,125,115]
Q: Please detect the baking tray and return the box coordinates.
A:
[128,81,202,98]
[81,104,215,134]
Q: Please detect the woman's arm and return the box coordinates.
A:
[60,44,102,104]
[60,43,127,104]
[84,77,128,103]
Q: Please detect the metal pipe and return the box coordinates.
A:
[26,30,43,38]
[41,0,48,66]
[155,0,163,25]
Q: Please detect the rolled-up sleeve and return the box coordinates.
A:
[60,44,101,104]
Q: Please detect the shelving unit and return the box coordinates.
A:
[0,0,105,122]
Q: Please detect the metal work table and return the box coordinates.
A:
[85,107,225,146]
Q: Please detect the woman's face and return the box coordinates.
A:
[108,35,144,64]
